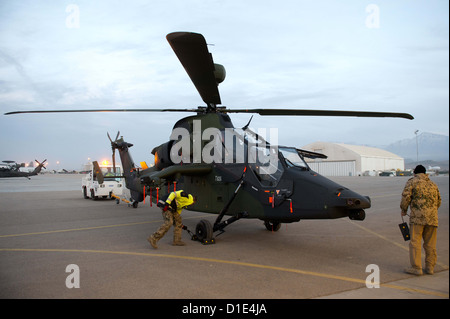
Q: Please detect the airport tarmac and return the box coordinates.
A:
[0,174,448,301]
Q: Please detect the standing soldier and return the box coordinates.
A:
[148,190,194,249]
[400,165,441,275]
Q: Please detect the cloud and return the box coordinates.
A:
[0,0,448,168]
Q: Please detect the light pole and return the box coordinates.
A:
[414,130,419,164]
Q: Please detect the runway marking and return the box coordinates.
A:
[347,220,409,252]
[0,221,157,238]
[347,220,449,269]
[1,248,448,298]
[0,215,206,238]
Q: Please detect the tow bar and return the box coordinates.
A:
[182,224,215,245]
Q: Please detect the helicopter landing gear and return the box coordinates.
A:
[348,209,365,221]
[264,221,281,232]
[182,212,249,245]
[182,220,215,245]
[195,220,215,245]
[183,175,249,245]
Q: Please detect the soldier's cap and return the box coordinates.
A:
[414,165,426,174]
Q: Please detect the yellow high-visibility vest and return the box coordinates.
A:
[166,190,194,214]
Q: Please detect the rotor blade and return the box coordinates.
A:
[34,159,47,165]
[167,32,221,105]
[4,107,414,120]
[107,132,117,173]
[4,108,200,115]
[225,108,414,120]
[112,151,116,174]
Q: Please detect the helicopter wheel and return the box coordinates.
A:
[195,220,214,243]
[264,221,281,232]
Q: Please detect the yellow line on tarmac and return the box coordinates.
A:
[347,220,409,252]
[0,215,205,238]
[1,248,447,298]
[0,221,157,238]
[347,220,448,269]
[381,282,448,298]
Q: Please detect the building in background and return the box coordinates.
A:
[301,142,405,176]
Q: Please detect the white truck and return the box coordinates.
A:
[81,161,124,200]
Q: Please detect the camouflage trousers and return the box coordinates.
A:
[409,223,437,271]
[152,210,183,242]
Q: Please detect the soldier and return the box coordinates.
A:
[400,165,441,275]
[148,190,194,249]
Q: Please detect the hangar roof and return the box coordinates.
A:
[302,142,403,159]
[336,143,403,159]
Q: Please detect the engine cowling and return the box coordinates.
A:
[151,141,174,170]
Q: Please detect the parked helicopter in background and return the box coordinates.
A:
[0,159,47,179]
[5,32,413,243]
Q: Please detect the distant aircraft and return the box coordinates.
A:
[0,159,47,179]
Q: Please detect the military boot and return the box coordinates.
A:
[173,233,186,246]
[147,235,158,249]
[424,266,434,275]
[404,267,423,276]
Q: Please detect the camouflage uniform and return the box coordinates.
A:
[148,190,194,249]
[152,209,183,244]
[400,173,441,274]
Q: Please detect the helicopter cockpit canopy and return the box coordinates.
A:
[221,128,284,186]
[279,147,309,170]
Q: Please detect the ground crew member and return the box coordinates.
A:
[400,165,441,275]
[148,190,194,249]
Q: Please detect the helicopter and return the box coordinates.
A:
[5,32,413,244]
[0,159,47,179]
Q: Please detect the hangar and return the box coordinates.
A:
[301,142,405,176]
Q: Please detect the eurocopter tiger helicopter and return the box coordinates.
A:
[5,32,413,243]
[0,159,47,179]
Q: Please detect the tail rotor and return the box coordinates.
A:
[35,159,47,169]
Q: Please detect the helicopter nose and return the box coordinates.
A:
[344,195,371,209]
[333,188,371,221]
[335,187,371,208]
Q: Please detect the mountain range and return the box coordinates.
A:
[379,132,449,169]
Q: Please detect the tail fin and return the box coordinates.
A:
[109,134,143,202]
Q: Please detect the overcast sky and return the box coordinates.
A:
[0,0,448,170]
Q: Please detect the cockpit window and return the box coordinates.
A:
[248,145,284,187]
[279,147,309,170]
[220,128,284,187]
